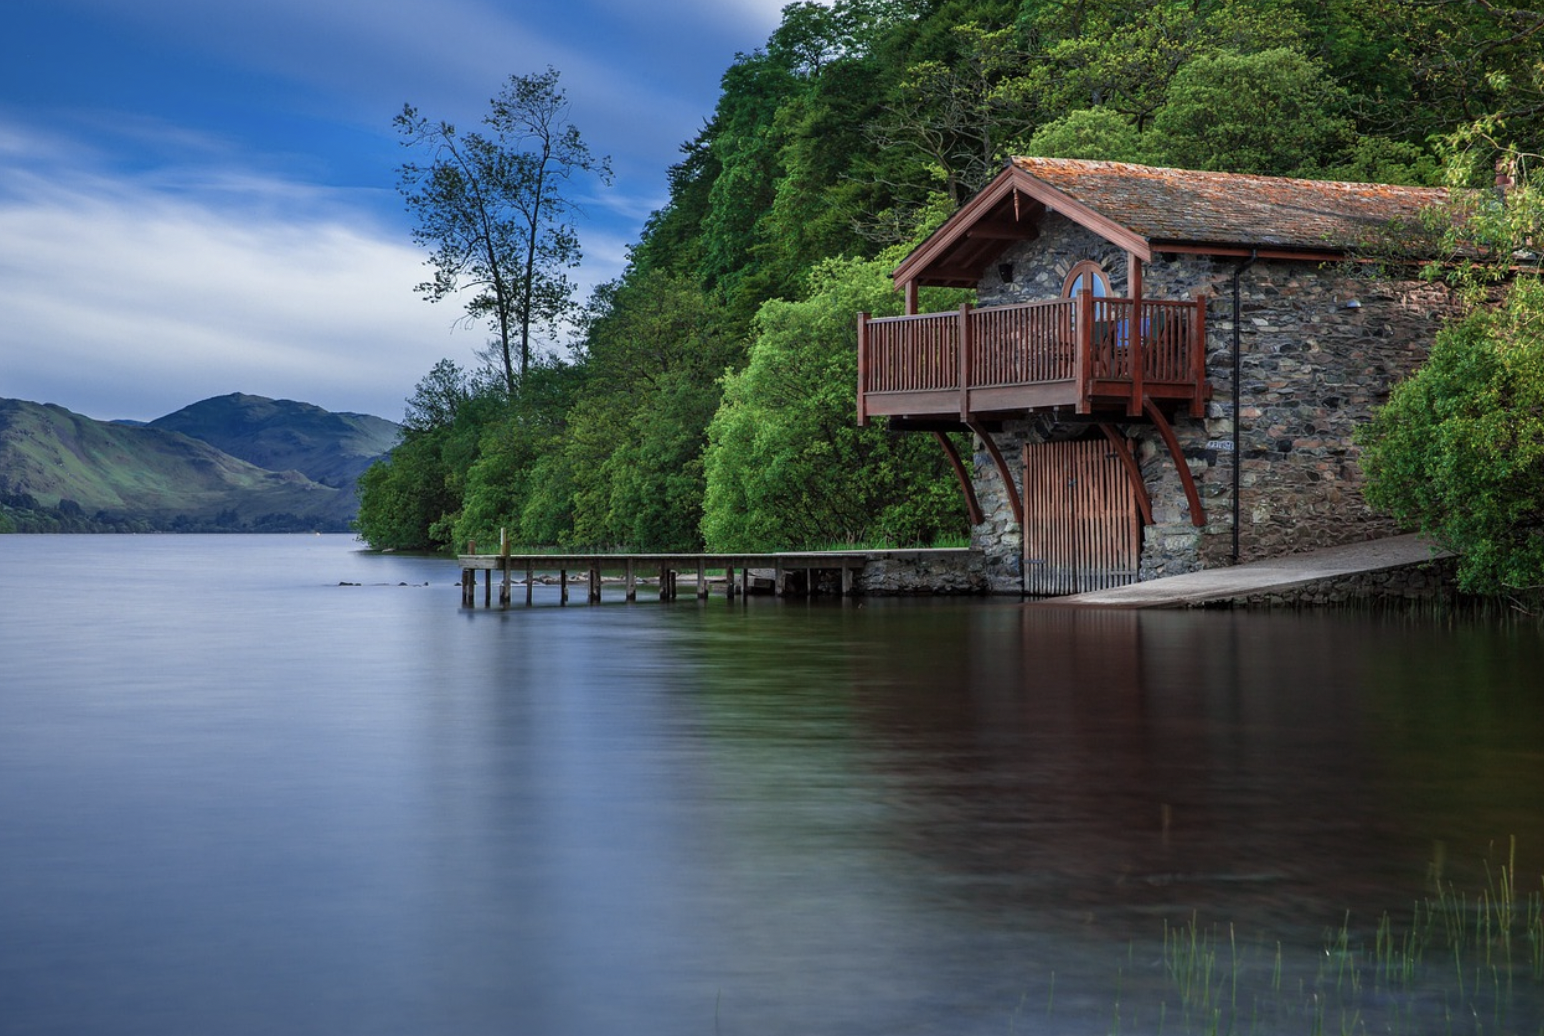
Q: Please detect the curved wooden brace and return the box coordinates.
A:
[932,431,985,527]
[1096,423,1153,527]
[1141,397,1206,527]
[966,420,1024,529]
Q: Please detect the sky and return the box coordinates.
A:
[0,0,802,423]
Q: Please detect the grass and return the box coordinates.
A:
[1037,842,1544,1036]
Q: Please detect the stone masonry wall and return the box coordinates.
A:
[965,212,1457,593]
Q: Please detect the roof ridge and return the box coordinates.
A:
[1010,155,1449,197]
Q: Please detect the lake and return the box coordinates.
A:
[2,534,1542,1035]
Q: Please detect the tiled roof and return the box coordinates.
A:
[1011,157,1449,253]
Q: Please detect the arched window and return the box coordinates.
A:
[1062,260,1111,299]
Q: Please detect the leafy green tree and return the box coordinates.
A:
[396,68,611,393]
[701,255,970,550]
[1359,0,1544,156]
[1015,0,1308,130]
[1360,279,1544,595]
[1024,107,1149,162]
[869,19,1034,210]
[562,270,740,549]
[355,360,504,551]
[451,357,582,550]
[1146,48,1353,176]
[1360,155,1544,594]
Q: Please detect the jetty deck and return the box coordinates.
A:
[458,550,886,607]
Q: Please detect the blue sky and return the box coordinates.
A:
[1,0,798,422]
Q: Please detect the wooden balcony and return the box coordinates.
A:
[857,294,1209,425]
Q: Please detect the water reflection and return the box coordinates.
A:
[3,538,1542,1035]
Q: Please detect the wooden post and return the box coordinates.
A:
[625,560,636,602]
[1128,256,1145,417]
[483,568,492,608]
[841,565,854,597]
[958,302,973,421]
[659,566,670,601]
[726,565,736,600]
[857,313,870,427]
[697,560,708,599]
[560,570,568,605]
[461,568,473,607]
[526,562,534,606]
[1076,289,1093,414]
[1190,296,1208,418]
[588,565,600,604]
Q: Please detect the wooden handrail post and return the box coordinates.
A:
[856,312,870,427]
[1190,296,1208,417]
[1128,256,1145,417]
[958,302,973,421]
[1076,290,1093,414]
[1129,300,1145,417]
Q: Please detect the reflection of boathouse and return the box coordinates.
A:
[858,158,1455,594]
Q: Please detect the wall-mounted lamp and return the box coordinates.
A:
[998,262,1015,284]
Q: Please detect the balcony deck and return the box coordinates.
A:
[858,295,1209,425]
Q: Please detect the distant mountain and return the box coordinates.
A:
[150,393,400,490]
[0,396,399,533]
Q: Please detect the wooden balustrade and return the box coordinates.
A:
[859,295,1207,421]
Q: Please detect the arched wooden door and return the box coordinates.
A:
[1022,438,1142,595]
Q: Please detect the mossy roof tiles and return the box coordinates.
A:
[1010,157,1449,252]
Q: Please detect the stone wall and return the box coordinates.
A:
[1213,557,1458,608]
[856,549,987,595]
[966,212,1457,593]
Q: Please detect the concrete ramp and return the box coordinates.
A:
[1040,534,1446,609]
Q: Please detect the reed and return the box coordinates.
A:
[1028,844,1544,1036]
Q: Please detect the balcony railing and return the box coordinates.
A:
[858,294,1208,423]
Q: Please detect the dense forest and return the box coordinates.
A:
[355,0,1543,559]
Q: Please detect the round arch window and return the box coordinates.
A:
[1062,260,1111,299]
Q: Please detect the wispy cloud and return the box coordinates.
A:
[0,123,573,423]
[3,0,799,420]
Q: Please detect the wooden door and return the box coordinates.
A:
[1022,438,1141,595]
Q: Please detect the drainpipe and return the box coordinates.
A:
[1231,251,1257,566]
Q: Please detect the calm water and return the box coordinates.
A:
[2,535,1543,1035]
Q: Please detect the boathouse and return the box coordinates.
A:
[858,157,1456,594]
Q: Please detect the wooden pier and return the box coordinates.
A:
[457,551,877,608]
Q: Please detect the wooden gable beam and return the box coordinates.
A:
[892,173,1044,287]
[892,166,1153,290]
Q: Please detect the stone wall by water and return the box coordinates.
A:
[966,212,1457,593]
[855,549,987,595]
[1221,556,1459,608]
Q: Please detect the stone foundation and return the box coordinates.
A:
[856,549,988,595]
[1211,556,1459,608]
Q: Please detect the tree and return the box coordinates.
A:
[1359,159,1544,595]
[1024,107,1148,163]
[1146,48,1353,177]
[1359,280,1544,595]
[701,255,970,550]
[354,360,505,551]
[395,68,611,393]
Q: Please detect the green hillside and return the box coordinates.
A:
[0,398,365,533]
[150,393,400,489]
